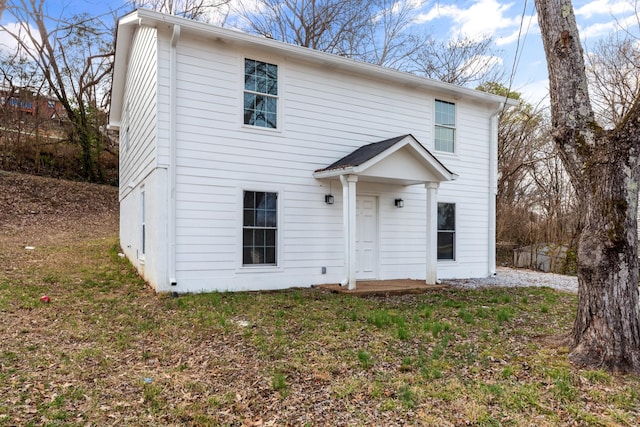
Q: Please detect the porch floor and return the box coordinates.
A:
[316,279,449,296]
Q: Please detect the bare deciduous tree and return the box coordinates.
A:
[530,138,578,248]
[414,36,503,86]
[236,0,501,84]
[586,35,640,129]
[535,0,640,372]
[487,87,541,243]
[131,0,230,23]
[0,47,48,172]
[237,0,373,54]
[478,82,578,268]
[358,0,424,68]
[236,0,427,69]
[1,0,115,182]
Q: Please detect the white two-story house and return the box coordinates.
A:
[109,9,514,293]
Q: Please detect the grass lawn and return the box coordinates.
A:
[1,235,639,426]
[0,172,639,426]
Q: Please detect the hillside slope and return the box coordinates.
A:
[0,171,119,269]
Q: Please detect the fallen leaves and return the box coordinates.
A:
[1,172,640,426]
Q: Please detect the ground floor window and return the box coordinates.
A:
[437,202,455,260]
[243,191,277,265]
[140,189,146,257]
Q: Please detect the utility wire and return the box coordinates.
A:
[504,0,534,110]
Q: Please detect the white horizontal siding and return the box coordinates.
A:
[120,26,158,200]
[151,31,496,292]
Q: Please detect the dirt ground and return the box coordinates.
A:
[0,171,119,271]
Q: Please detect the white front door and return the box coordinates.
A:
[356,196,377,279]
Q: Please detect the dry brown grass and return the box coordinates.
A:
[1,172,639,426]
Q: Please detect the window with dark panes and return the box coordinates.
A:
[140,189,146,257]
[243,191,277,265]
[435,99,455,152]
[437,202,455,260]
[244,59,278,129]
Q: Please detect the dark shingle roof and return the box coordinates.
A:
[316,135,410,173]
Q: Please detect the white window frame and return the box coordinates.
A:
[242,58,279,130]
[140,187,146,261]
[434,99,456,153]
[241,190,279,267]
[437,202,456,261]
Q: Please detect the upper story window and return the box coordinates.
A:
[244,59,278,129]
[435,99,455,153]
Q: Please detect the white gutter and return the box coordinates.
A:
[115,9,512,110]
[168,23,180,288]
[488,103,504,277]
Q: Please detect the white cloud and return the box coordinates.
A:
[574,0,635,19]
[579,20,618,38]
[219,0,266,29]
[518,78,550,107]
[415,0,520,41]
[495,13,539,47]
[579,12,639,39]
[0,22,41,57]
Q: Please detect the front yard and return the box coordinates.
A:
[1,172,639,426]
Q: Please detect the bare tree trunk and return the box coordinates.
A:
[574,144,640,371]
[535,0,640,372]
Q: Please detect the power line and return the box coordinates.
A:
[506,0,534,103]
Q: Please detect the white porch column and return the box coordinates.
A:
[339,174,358,290]
[425,182,439,284]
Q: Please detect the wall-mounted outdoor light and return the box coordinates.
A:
[394,198,404,208]
[325,194,335,205]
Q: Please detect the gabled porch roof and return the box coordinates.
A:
[313,134,457,290]
[313,134,458,185]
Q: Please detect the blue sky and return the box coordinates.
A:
[1,0,639,106]
[406,0,639,105]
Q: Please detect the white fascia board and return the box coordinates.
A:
[313,136,457,183]
[109,14,139,127]
[313,167,357,179]
[404,140,457,181]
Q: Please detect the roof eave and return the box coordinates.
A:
[108,12,141,127]
[116,9,515,110]
[313,166,358,179]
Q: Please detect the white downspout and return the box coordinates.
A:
[168,24,180,288]
[488,103,504,277]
